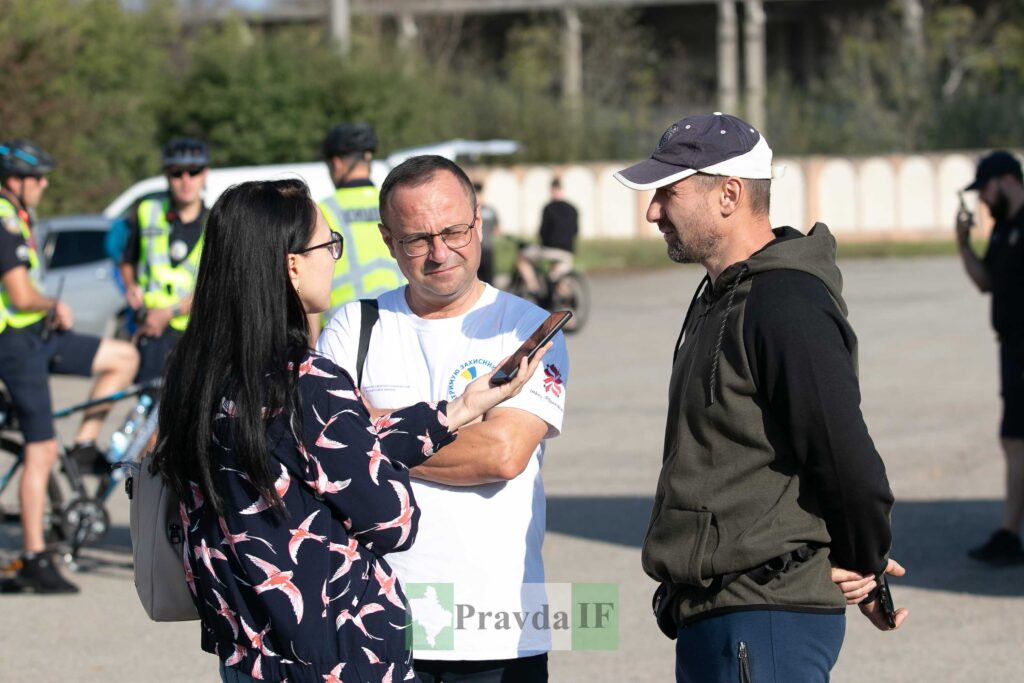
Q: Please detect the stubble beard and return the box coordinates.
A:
[665,219,721,265]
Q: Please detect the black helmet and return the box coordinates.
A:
[322,123,377,158]
[161,137,211,168]
[0,140,56,178]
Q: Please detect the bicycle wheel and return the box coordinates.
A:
[550,271,590,333]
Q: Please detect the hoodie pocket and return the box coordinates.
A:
[642,507,715,587]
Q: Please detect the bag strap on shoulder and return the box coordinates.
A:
[356,298,379,389]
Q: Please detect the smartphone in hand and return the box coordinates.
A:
[877,576,897,628]
[490,311,572,385]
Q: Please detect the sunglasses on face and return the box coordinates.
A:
[293,230,344,261]
[167,166,207,179]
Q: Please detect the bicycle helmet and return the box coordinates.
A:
[322,123,378,158]
[0,140,56,178]
[161,137,211,168]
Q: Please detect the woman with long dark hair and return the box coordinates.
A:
[153,179,545,683]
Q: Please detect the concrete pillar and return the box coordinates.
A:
[902,0,925,62]
[398,13,419,51]
[717,0,739,115]
[563,6,583,109]
[743,0,766,130]
[329,0,351,56]
[901,0,925,146]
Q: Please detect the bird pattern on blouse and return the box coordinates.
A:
[180,353,455,683]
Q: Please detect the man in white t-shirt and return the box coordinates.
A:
[317,155,568,682]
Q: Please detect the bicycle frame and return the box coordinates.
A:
[0,378,161,564]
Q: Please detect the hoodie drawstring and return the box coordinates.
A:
[709,265,747,405]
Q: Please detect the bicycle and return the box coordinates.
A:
[0,378,160,572]
[502,237,590,333]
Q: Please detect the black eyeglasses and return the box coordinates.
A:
[166,166,207,179]
[293,230,343,260]
[385,221,475,257]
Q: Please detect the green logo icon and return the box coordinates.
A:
[405,583,455,651]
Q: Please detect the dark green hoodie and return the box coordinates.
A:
[643,223,894,625]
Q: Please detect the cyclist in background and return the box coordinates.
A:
[118,138,209,384]
[318,122,405,319]
[0,140,138,593]
[474,180,501,285]
[516,177,578,298]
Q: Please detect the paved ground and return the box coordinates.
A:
[2,256,1023,681]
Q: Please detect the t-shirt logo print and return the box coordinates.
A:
[446,359,497,400]
[543,364,564,397]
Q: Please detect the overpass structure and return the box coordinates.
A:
[190,0,924,131]
[334,0,818,130]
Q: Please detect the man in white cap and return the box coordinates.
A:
[615,113,905,681]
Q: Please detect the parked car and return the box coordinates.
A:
[36,213,122,338]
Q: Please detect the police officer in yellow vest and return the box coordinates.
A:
[319,123,405,319]
[0,140,139,593]
[119,138,208,384]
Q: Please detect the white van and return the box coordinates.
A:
[102,139,519,219]
[39,139,518,335]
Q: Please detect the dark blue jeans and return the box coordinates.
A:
[676,610,845,683]
[415,654,548,683]
[219,661,259,683]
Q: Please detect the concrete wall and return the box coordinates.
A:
[473,150,1016,240]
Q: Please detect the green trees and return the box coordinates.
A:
[767,0,1024,155]
[0,1,1019,212]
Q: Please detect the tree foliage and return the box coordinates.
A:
[0,0,1019,212]
[767,0,1024,155]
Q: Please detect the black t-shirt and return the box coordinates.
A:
[983,206,1024,343]
[121,200,207,269]
[0,198,32,279]
[539,200,578,253]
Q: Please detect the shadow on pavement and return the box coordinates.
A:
[546,495,1024,597]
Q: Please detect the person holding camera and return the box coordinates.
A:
[956,150,1024,565]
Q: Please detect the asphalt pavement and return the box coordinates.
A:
[1,256,1022,681]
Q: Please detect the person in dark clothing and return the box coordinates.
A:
[956,150,1024,565]
[152,179,545,683]
[473,181,500,285]
[615,113,906,682]
[517,178,578,297]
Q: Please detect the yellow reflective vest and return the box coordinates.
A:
[318,184,405,316]
[0,197,46,334]
[136,199,204,332]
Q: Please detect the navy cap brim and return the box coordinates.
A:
[964,177,985,191]
[614,158,698,191]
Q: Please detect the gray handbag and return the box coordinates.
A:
[127,452,199,621]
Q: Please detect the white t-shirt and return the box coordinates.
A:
[316,284,569,661]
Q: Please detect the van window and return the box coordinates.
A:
[44,230,109,269]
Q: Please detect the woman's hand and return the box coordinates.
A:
[445,343,552,431]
